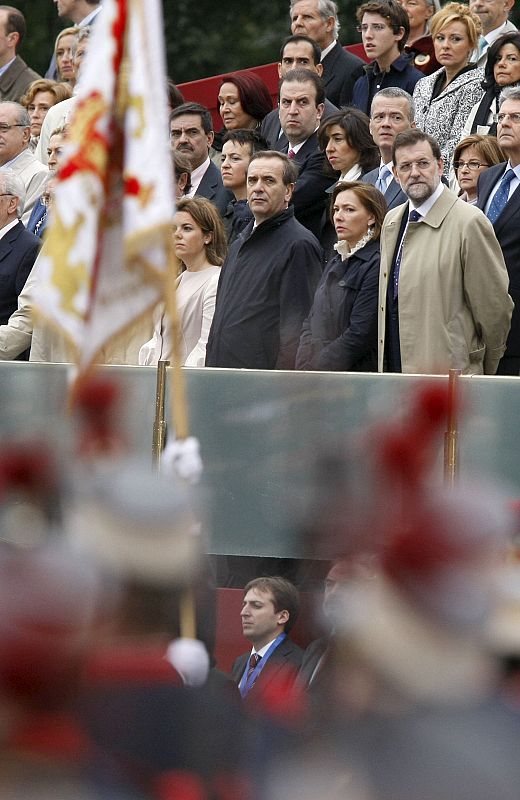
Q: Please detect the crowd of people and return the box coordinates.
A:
[0,0,519,375]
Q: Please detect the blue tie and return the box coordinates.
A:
[394,210,421,299]
[376,164,391,193]
[487,170,515,224]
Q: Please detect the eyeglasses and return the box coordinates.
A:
[0,123,27,133]
[494,112,520,124]
[453,160,490,171]
[396,159,435,173]
[356,23,389,33]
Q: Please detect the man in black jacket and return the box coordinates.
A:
[206,150,322,369]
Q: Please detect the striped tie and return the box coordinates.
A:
[486,170,515,224]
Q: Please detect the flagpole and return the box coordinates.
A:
[444,368,461,487]
[152,359,169,469]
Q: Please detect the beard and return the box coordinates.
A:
[405,179,436,203]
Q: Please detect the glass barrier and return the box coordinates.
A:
[1,363,519,558]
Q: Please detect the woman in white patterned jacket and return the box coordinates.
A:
[412,3,484,176]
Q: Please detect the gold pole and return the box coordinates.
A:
[444,368,461,487]
[152,359,170,469]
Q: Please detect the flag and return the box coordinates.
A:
[32,0,175,373]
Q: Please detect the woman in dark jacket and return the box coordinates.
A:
[296,181,386,372]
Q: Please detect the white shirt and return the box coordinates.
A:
[484,162,520,215]
[0,218,19,241]
[250,637,278,658]
[287,128,319,151]
[0,57,15,79]
[320,40,337,61]
[186,156,210,196]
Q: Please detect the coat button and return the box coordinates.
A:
[338,280,346,287]
[383,272,387,278]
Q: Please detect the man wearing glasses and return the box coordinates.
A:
[352,1,423,115]
[477,87,520,375]
[0,102,48,224]
[378,128,512,374]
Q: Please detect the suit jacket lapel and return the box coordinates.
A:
[0,221,21,264]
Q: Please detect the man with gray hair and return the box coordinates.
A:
[476,86,520,374]
[0,168,40,330]
[290,0,364,106]
[362,87,416,208]
[0,101,48,224]
[469,0,517,65]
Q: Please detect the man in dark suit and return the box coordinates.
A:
[477,86,520,375]
[170,102,231,215]
[261,35,338,149]
[0,7,40,104]
[290,0,365,107]
[0,168,40,328]
[232,576,303,698]
[361,87,415,209]
[274,69,335,238]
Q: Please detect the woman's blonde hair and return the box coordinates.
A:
[430,2,482,51]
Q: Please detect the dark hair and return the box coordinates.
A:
[318,108,380,174]
[249,150,300,185]
[0,5,26,49]
[166,79,185,110]
[279,34,322,66]
[222,128,269,154]
[453,134,505,172]
[171,150,192,194]
[330,181,387,240]
[392,128,441,162]
[483,32,520,90]
[170,102,213,134]
[219,72,273,123]
[280,68,326,107]
[356,1,410,52]
[244,577,300,634]
[176,196,227,267]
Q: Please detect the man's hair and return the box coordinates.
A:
[289,0,340,40]
[249,150,300,185]
[318,107,380,173]
[430,2,481,52]
[0,167,26,218]
[392,128,442,162]
[171,150,192,194]
[222,128,269,155]
[371,87,415,122]
[244,576,300,633]
[483,32,520,90]
[279,34,322,65]
[330,180,387,240]
[356,1,410,52]
[0,6,26,50]
[279,68,326,107]
[1,101,30,128]
[499,86,520,106]
[21,79,73,109]
[170,102,213,134]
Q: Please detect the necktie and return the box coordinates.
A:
[246,653,261,684]
[375,163,391,193]
[478,35,488,56]
[288,148,296,159]
[486,170,515,224]
[394,209,421,299]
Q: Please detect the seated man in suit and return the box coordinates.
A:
[0,101,48,224]
[290,0,365,107]
[476,86,520,375]
[232,576,303,698]
[362,87,416,209]
[0,168,40,329]
[275,68,336,238]
[261,34,338,149]
[170,102,231,215]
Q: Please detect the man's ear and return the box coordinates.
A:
[315,63,323,77]
[207,130,214,148]
[277,609,289,627]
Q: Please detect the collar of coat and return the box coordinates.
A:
[385,186,460,234]
[364,53,415,76]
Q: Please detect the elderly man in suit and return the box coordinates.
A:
[0,7,40,104]
[362,87,415,209]
[232,577,303,698]
[170,102,231,216]
[469,0,517,65]
[0,102,48,225]
[261,34,338,149]
[274,69,335,237]
[379,128,512,374]
[290,0,365,107]
[477,86,520,375]
[0,168,40,329]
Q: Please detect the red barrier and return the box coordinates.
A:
[177,45,368,131]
